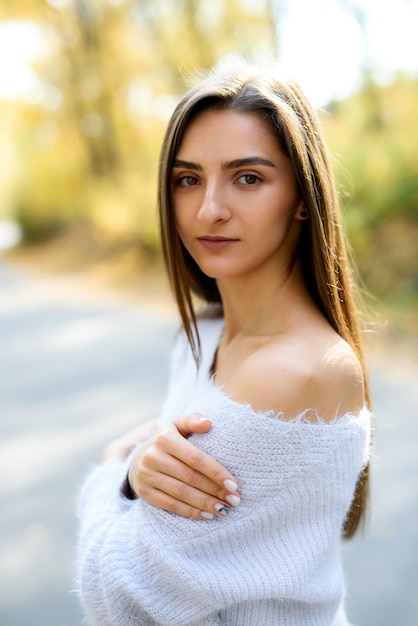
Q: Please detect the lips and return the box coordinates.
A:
[197,236,239,250]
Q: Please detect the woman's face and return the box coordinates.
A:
[171,108,304,284]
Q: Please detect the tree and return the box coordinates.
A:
[1,0,278,246]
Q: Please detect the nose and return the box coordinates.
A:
[197,180,231,224]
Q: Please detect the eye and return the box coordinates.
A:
[237,174,261,185]
[177,175,200,187]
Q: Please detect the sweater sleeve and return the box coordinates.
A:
[76,382,370,626]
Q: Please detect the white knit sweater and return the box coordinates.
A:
[76,317,371,626]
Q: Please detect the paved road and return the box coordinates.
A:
[1,262,417,626]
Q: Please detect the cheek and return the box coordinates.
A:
[247,201,300,252]
[172,193,192,228]
[249,198,296,233]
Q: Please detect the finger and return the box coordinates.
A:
[157,426,239,494]
[134,444,241,515]
[147,486,215,519]
[137,478,231,520]
[173,413,212,438]
[144,451,234,504]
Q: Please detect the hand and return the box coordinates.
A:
[128,413,241,520]
[101,420,159,463]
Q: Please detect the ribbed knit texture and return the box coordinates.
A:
[76,317,371,626]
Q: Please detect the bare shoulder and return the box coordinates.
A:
[223,328,365,423]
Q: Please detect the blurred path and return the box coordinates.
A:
[0,262,417,626]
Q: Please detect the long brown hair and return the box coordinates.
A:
[158,65,370,539]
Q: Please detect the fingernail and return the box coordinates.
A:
[224,479,238,492]
[200,511,215,520]
[225,494,241,507]
[214,503,230,515]
[197,416,210,422]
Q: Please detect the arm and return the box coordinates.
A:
[77,388,370,626]
[127,413,240,519]
[100,413,240,519]
[116,321,239,519]
[107,327,364,529]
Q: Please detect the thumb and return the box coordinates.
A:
[173,413,212,438]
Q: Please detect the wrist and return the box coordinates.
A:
[120,472,138,500]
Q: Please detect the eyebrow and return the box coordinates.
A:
[222,157,276,170]
[172,159,202,171]
[172,157,276,171]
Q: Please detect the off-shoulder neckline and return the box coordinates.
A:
[203,373,371,427]
[195,317,370,427]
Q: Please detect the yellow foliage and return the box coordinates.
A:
[1,2,417,322]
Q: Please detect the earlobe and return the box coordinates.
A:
[296,206,309,221]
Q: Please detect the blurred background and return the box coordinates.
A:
[0,0,417,625]
[0,0,417,324]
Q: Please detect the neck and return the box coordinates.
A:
[216,261,318,342]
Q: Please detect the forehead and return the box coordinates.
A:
[176,108,281,157]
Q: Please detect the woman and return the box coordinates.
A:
[77,64,371,626]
